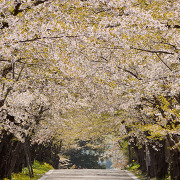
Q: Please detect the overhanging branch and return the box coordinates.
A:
[156,53,172,71]
[131,46,174,55]
[118,66,142,80]
[5,35,85,44]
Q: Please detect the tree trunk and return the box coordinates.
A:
[169,150,180,180]
[145,145,152,177]
[128,144,132,164]
[134,145,146,173]
[7,141,23,177]
[0,132,14,179]
[24,141,33,178]
[148,140,168,179]
[167,134,180,180]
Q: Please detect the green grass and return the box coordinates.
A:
[5,160,54,180]
[126,161,148,180]
[126,161,170,180]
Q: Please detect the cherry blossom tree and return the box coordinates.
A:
[0,0,179,179]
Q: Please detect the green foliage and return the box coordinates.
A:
[118,139,129,157]
[32,160,53,175]
[128,161,140,171]
[9,160,53,180]
[126,162,146,180]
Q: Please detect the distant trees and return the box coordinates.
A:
[63,139,106,169]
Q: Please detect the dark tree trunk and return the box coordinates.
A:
[7,141,23,177]
[148,140,168,179]
[134,145,147,173]
[0,131,25,179]
[145,145,152,177]
[52,143,61,169]
[0,132,14,179]
[167,134,180,180]
[169,150,180,180]
[31,140,62,169]
[128,145,132,164]
[24,140,33,178]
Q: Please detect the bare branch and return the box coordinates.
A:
[92,60,107,63]
[173,25,180,29]
[118,66,142,80]
[100,56,109,62]
[94,8,112,14]
[0,87,12,108]
[156,53,173,71]
[17,37,41,43]
[12,63,15,79]
[12,1,22,16]
[0,59,11,62]
[151,41,178,50]
[131,46,174,55]
[105,23,121,28]
[5,35,85,44]
[0,21,9,30]
[2,65,13,77]
[10,0,51,16]
[33,0,49,6]
[16,63,25,81]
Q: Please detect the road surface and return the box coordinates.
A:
[39,169,139,180]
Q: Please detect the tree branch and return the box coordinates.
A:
[12,1,22,16]
[131,46,174,55]
[118,66,142,80]
[2,65,13,77]
[156,53,173,71]
[0,21,9,29]
[12,62,15,79]
[16,63,25,81]
[151,41,178,50]
[9,0,51,17]
[105,23,121,28]
[7,35,85,44]
[0,87,12,108]
[33,0,49,6]
[0,59,11,62]
[173,25,180,29]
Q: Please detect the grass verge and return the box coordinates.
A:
[126,161,147,180]
[4,160,53,180]
[126,161,170,180]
